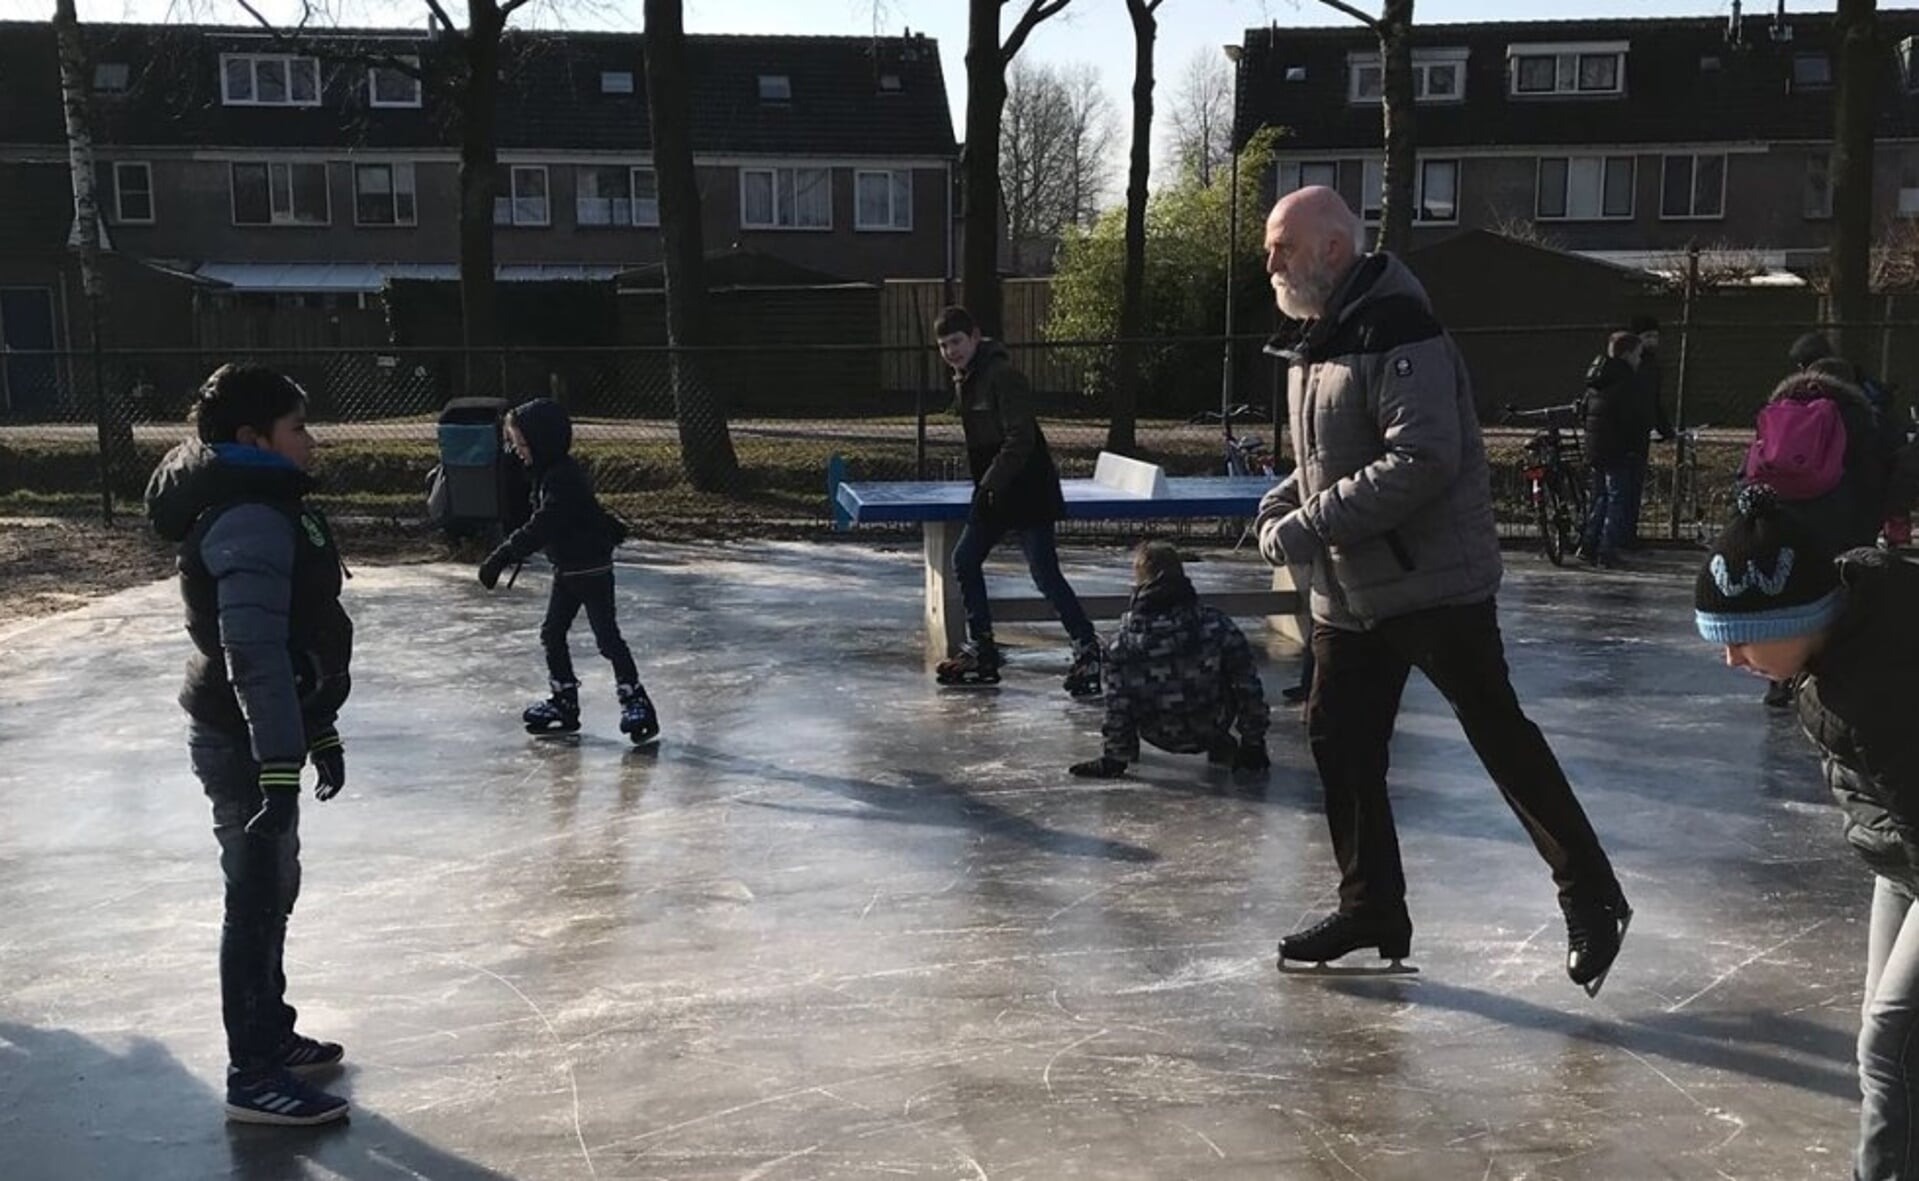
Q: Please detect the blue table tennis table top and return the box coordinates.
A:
[837,475,1280,524]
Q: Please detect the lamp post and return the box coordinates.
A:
[1220,43,1244,463]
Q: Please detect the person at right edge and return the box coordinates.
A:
[1691,485,1919,1181]
[1252,186,1631,995]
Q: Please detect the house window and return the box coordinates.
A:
[740,166,830,229]
[1661,153,1726,219]
[368,59,421,108]
[1348,51,1468,104]
[1277,160,1340,196]
[1357,158,1460,223]
[878,73,902,92]
[230,161,330,226]
[576,166,659,226]
[493,165,549,227]
[1805,152,1833,219]
[221,54,321,107]
[1509,43,1626,96]
[353,162,416,226]
[113,162,153,223]
[855,169,911,230]
[1536,155,1635,220]
[601,70,635,94]
[1792,54,1832,90]
[93,62,130,93]
[758,74,791,102]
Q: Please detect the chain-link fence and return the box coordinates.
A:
[0,323,1904,545]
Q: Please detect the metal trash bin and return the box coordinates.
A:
[427,397,526,538]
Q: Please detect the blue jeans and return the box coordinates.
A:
[1582,465,1631,560]
[1618,454,1648,546]
[190,723,301,1074]
[952,518,1095,647]
[1860,876,1919,1180]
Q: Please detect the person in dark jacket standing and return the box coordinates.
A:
[1253,186,1630,993]
[932,305,1101,695]
[478,398,658,745]
[1622,314,1673,548]
[145,364,354,1125]
[1068,542,1270,779]
[1693,485,1919,1181]
[1578,331,1646,568]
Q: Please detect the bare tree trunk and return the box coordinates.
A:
[1111,0,1161,456]
[644,0,740,490]
[1375,0,1416,254]
[53,0,126,519]
[457,1,503,390]
[1831,0,1879,358]
[962,0,1007,333]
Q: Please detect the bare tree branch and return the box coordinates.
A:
[228,0,435,76]
[1001,0,1071,67]
[500,0,540,18]
[422,0,464,39]
[1311,0,1381,31]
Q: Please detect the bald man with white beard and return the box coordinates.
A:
[1255,186,1632,997]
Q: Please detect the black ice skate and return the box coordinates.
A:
[1564,892,1633,998]
[618,683,660,746]
[523,680,581,736]
[1063,639,1103,699]
[1278,910,1418,976]
[936,638,1002,687]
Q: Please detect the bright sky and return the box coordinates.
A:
[13,0,1908,188]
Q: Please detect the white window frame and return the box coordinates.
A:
[739,165,832,230]
[631,167,659,227]
[494,165,550,228]
[1357,157,1460,225]
[229,160,331,227]
[352,162,416,227]
[1535,154,1636,221]
[1659,152,1727,221]
[112,161,154,224]
[368,58,422,108]
[601,70,635,95]
[1347,49,1469,105]
[1507,41,1627,98]
[574,165,659,227]
[854,169,912,231]
[758,74,792,102]
[1276,159,1340,196]
[220,53,322,107]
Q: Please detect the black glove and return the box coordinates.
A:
[1234,740,1271,772]
[309,729,345,802]
[245,763,302,836]
[970,485,997,519]
[1070,756,1128,779]
[478,548,511,590]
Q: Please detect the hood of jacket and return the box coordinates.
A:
[1808,547,1919,680]
[145,440,314,542]
[1130,571,1199,617]
[1586,354,1636,393]
[1770,368,1871,412]
[511,398,574,471]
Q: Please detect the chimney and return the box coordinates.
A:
[1727,0,1745,48]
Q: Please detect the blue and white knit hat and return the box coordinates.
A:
[1694,484,1844,644]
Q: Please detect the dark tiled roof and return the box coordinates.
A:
[1236,11,1919,152]
[0,22,955,156]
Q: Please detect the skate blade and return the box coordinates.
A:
[936,676,1002,689]
[1278,957,1418,977]
[1578,908,1633,999]
[626,729,661,747]
[526,725,582,739]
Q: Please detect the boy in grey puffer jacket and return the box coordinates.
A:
[1070,543,1269,778]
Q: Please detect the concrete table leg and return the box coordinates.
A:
[923,520,964,662]
[1266,562,1309,652]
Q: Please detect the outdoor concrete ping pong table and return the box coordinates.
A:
[835,452,1303,658]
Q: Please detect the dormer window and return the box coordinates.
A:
[1508,41,1627,97]
[601,70,635,94]
[221,53,321,107]
[368,58,421,108]
[1792,54,1832,91]
[93,62,130,94]
[758,74,791,102]
[1348,48,1468,104]
[878,72,902,92]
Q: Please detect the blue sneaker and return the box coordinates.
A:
[280,1034,344,1073]
[225,1068,349,1126]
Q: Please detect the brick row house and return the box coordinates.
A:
[0,21,956,414]
[1234,8,1919,273]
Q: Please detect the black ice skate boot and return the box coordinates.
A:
[1563,891,1633,998]
[1063,638,1103,699]
[617,683,660,746]
[1278,910,1416,975]
[936,636,1002,686]
[523,680,581,735]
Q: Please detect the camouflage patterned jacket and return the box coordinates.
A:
[1104,574,1269,763]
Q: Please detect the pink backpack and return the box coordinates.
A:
[1745,392,1848,500]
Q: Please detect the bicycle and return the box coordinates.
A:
[1502,403,1587,567]
[1190,404,1276,477]
[1668,424,1729,547]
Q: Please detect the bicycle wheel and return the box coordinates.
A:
[1538,485,1567,566]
